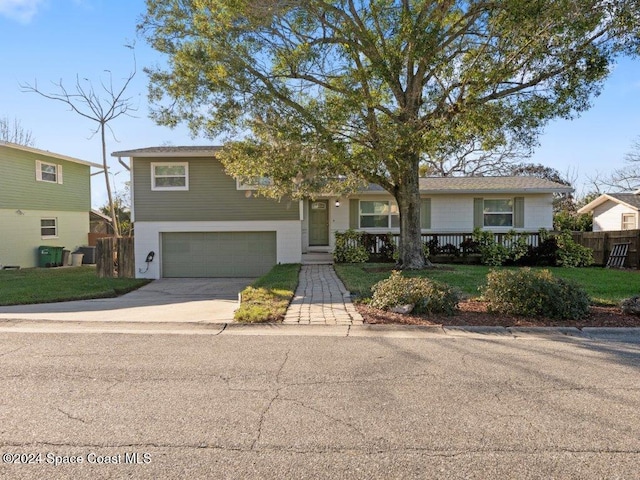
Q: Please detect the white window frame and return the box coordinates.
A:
[40,218,58,238]
[622,213,636,230]
[151,162,189,191]
[359,200,400,229]
[483,199,514,228]
[36,160,63,184]
[236,177,273,190]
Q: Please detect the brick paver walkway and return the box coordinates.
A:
[283,265,364,325]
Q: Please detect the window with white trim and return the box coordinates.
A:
[359,200,399,228]
[484,199,513,227]
[622,213,636,230]
[41,218,58,238]
[151,162,189,190]
[36,160,62,184]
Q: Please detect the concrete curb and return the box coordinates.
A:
[0,318,639,340]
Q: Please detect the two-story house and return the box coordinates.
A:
[114,145,572,279]
[114,146,302,279]
[0,142,101,268]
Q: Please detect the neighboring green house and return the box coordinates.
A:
[0,141,101,268]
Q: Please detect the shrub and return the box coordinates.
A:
[518,230,559,266]
[555,231,593,267]
[371,271,460,315]
[334,229,370,263]
[554,211,593,232]
[482,268,590,319]
[460,237,481,255]
[365,232,396,262]
[472,229,528,266]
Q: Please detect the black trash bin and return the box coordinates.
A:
[78,246,96,264]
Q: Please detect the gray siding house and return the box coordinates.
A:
[1,142,100,268]
[115,146,301,278]
[115,146,572,279]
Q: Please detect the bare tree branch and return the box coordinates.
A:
[20,48,138,237]
[0,116,36,146]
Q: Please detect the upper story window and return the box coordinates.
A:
[36,160,62,184]
[360,200,399,228]
[236,177,273,190]
[622,213,636,230]
[151,162,189,191]
[483,199,513,227]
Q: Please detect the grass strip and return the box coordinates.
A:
[0,266,151,306]
[235,264,300,322]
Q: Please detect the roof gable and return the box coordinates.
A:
[0,141,101,168]
[578,193,640,214]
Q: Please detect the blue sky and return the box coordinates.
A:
[1,0,640,208]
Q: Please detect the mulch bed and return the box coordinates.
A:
[357,300,640,328]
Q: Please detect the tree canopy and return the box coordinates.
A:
[140,0,639,268]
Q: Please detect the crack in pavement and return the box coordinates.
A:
[1,440,639,457]
[0,345,27,358]
[56,408,89,425]
[279,397,368,440]
[250,349,290,450]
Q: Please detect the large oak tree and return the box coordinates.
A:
[140,0,639,268]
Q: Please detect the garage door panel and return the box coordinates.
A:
[162,232,276,277]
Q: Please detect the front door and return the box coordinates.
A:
[309,200,329,246]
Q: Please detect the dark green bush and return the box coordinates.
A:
[371,271,460,315]
[364,232,396,262]
[555,231,593,267]
[482,268,590,319]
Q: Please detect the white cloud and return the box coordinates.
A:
[0,0,46,23]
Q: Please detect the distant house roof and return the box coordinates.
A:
[0,141,102,168]
[90,209,113,222]
[366,176,572,194]
[578,193,640,214]
[112,146,223,157]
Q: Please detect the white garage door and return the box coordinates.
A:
[161,232,277,277]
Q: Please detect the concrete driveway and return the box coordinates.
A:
[0,278,254,323]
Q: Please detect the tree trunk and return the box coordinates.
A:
[394,155,433,269]
[101,124,120,237]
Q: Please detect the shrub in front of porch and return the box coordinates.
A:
[334,229,370,263]
[371,271,460,315]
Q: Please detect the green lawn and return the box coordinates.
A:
[235,264,301,322]
[0,266,151,306]
[334,263,640,306]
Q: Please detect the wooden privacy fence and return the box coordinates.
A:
[572,230,640,268]
[95,237,135,278]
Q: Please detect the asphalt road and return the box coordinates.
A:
[0,332,639,479]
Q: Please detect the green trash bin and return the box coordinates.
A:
[52,246,64,266]
[38,246,56,268]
